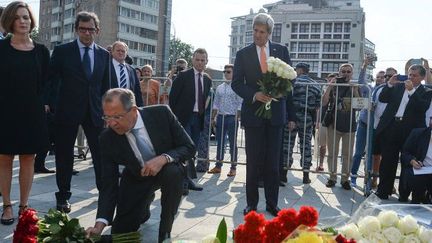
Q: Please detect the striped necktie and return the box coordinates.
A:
[119,63,127,89]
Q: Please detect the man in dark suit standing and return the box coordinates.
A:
[85,88,195,243]
[231,13,295,217]
[375,64,431,201]
[169,48,212,195]
[109,41,143,107]
[48,11,110,212]
[401,126,432,204]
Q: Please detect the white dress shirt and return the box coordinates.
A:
[394,85,417,118]
[255,40,269,63]
[112,58,130,89]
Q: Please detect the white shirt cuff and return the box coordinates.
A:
[96,218,109,226]
[252,94,256,103]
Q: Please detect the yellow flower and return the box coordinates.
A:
[286,232,324,243]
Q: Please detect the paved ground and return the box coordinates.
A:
[0,142,399,243]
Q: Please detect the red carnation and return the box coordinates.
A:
[13,208,38,243]
[234,223,265,243]
[336,234,357,243]
[263,217,288,243]
[277,208,299,233]
[297,206,318,227]
[243,210,266,232]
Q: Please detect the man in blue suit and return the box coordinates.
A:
[109,41,143,107]
[48,11,110,213]
[231,13,295,217]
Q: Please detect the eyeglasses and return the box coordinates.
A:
[78,27,97,33]
[384,75,393,79]
[223,70,232,74]
[102,110,131,121]
[340,70,352,74]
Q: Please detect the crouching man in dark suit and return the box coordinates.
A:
[401,126,432,204]
[86,88,195,243]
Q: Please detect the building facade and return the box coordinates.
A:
[38,0,171,76]
[229,0,376,80]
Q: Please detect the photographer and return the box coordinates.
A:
[322,63,360,190]
[167,58,188,82]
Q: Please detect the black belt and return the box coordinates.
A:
[218,114,235,117]
[395,117,403,121]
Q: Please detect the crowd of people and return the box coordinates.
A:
[1,1,432,242]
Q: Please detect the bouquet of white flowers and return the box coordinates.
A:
[255,57,297,119]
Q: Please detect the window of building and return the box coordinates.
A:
[291,34,297,39]
[350,43,355,48]
[245,31,253,44]
[333,34,342,39]
[240,25,245,33]
[51,27,61,36]
[322,62,342,72]
[299,34,309,39]
[311,34,320,39]
[123,0,141,5]
[324,34,332,39]
[119,7,158,24]
[64,8,75,18]
[342,54,349,59]
[65,0,75,4]
[239,36,244,45]
[344,22,351,32]
[352,23,357,28]
[322,54,340,59]
[120,39,156,53]
[231,47,236,55]
[63,23,74,33]
[298,42,320,52]
[311,23,321,33]
[292,23,298,33]
[324,23,332,32]
[232,26,238,34]
[290,53,296,59]
[143,0,159,9]
[290,42,298,52]
[299,23,309,33]
[119,23,158,40]
[347,2,352,6]
[298,53,319,59]
[272,23,282,43]
[343,42,349,52]
[246,19,253,31]
[334,23,343,33]
[323,42,341,52]
[232,36,237,45]
[343,34,350,39]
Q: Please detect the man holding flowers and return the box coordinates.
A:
[231,13,296,217]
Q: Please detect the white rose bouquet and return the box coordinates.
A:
[255,57,296,119]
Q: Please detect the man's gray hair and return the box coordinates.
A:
[103,88,136,111]
[409,64,426,77]
[253,13,274,34]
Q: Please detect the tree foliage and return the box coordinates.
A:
[169,37,194,69]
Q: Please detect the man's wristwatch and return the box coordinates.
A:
[162,153,174,163]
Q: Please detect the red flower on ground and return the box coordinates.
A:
[297,206,319,227]
[278,208,299,233]
[263,217,288,243]
[243,210,266,231]
[335,234,357,243]
[13,208,39,243]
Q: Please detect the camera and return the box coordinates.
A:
[176,66,185,73]
[336,77,348,83]
[397,75,408,81]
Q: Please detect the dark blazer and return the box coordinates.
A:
[169,68,212,129]
[231,42,295,127]
[48,40,110,127]
[401,127,431,168]
[376,83,431,135]
[109,61,143,106]
[96,105,195,223]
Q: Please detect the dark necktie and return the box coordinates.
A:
[197,73,204,114]
[119,64,127,88]
[83,46,91,79]
[131,128,155,166]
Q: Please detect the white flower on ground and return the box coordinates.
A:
[418,226,432,243]
[358,239,371,243]
[339,223,362,240]
[201,235,220,243]
[368,232,388,243]
[398,215,419,235]
[358,216,381,236]
[378,210,399,228]
[382,227,402,243]
[403,234,421,243]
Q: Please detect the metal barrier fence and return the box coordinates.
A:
[74,78,375,195]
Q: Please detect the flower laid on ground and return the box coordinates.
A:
[338,210,432,243]
[255,57,296,119]
[232,206,342,243]
[13,208,39,243]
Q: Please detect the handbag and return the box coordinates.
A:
[322,106,334,127]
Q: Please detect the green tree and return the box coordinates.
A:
[169,37,194,69]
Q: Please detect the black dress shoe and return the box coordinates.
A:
[375,192,389,200]
[188,182,203,191]
[243,206,257,216]
[303,172,311,184]
[158,231,171,243]
[266,205,281,217]
[72,169,79,175]
[56,200,71,213]
[34,167,55,174]
[325,179,336,188]
[341,181,352,190]
[279,181,286,187]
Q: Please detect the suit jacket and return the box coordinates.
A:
[48,40,110,127]
[401,127,431,169]
[231,42,295,127]
[169,68,212,129]
[96,105,196,223]
[376,83,432,136]
[109,61,143,106]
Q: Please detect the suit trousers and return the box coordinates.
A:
[326,126,355,183]
[406,172,432,203]
[111,163,183,234]
[55,111,102,201]
[183,113,201,179]
[378,120,411,197]
[244,123,283,208]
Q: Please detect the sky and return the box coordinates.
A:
[2,0,432,75]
